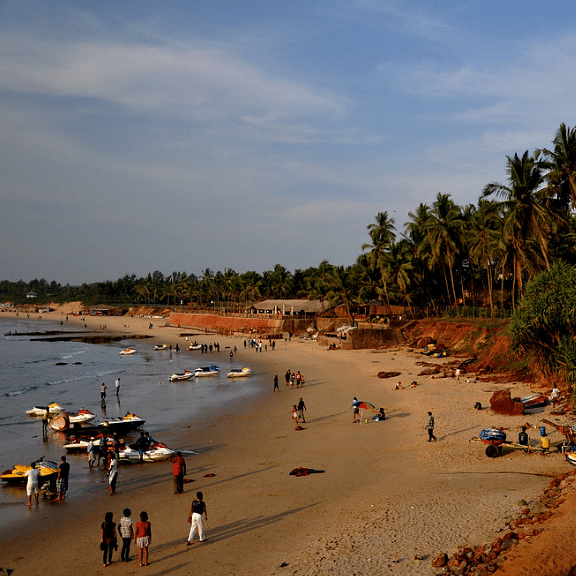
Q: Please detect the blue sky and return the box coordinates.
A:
[1,0,575,284]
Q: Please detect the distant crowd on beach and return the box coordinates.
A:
[244,338,276,352]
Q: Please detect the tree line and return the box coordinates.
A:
[2,123,576,319]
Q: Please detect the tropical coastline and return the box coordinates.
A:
[3,304,568,575]
[1,305,575,575]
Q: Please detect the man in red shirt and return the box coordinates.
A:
[171,452,186,494]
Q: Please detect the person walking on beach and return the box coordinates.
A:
[87,437,97,469]
[25,462,40,506]
[273,375,279,392]
[115,378,120,396]
[100,511,117,567]
[135,511,151,566]
[297,398,307,423]
[100,382,107,401]
[426,411,437,442]
[56,455,70,501]
[42,407,50,439]
[285,369,291,387]
[108,455,118,495]
[187,491,208,545]
[119,508,134,562]
[292,405,300,428]
[171,451,186,494]
[351,397,360,423]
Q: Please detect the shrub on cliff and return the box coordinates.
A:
[510,261,576,382]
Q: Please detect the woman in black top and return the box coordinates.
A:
[101,511,117,567]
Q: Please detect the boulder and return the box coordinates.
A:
[431,552,448,567]
[489,390,524,415]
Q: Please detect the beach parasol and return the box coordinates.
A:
[352,400,375,411]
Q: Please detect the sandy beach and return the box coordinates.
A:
[2,305,574,575]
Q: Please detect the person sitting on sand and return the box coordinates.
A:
[518,427,530,453]
[373,408,386,422]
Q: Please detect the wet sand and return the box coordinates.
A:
[1,304,571,575]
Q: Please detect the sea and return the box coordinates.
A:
[0,317,266,529]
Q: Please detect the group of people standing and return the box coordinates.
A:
[25,455,70,506]
[98,447,208,567]
[284,369,304,388]
[101,509,151,567]
[244,338,276,351]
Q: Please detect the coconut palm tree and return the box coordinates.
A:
[387,240,414,314]
[320,265,359,323]
[424,193,463,306]
[537,123,576,212]
[362,212,396,310]
[467,199,503,318]
[483,151,551,308]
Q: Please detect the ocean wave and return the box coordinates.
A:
[3,368,119,398]
[61,347,88,360]
[4,386,40,396]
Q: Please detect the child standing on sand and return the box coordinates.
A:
[135,511,151,566]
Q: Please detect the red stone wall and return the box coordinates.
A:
[168,313,283,335]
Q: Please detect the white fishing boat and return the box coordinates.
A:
[188,343,202,350]
[227,367,252,378]
[195,365,220,377]
[119,441,175,462]
[63,437,102,452]
[169,370,195,382]
[153,344,168,351]
[26,402,64,417]
[119,348,136,355]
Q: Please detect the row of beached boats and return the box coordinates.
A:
[169,365,252,381]
[25,404,146,433]
[2,405,175,484]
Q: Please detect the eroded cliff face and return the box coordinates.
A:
[401,318,561,392]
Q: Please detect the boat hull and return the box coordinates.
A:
[227,368,252,378]
[195,366,220,377]
[169,371,194,382]
[119,442,174,462]
[1,460,59,484]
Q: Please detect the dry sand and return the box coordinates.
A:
[2,304,574,575]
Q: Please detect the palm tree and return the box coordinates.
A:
[362,212,396,310]
[467,200,503,318]
[200,268,215,308]
[424,193,463,306]
[537,123,576,212]
[320,265,359,323]
[484,151,552,308]
[387,240,414,314]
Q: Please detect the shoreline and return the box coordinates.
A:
[1,305,573,575]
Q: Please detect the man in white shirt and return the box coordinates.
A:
[25,462,41,506]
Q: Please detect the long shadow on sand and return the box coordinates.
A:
[153,501,321,562]
[308,410,347,423]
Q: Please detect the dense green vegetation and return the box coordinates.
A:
[511,261,576,383]
[2,123,576,320]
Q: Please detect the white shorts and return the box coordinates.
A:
[137,536,150,548]
[27,483,39,496]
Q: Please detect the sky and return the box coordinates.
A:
[1,0,576,285]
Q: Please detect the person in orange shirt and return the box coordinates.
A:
[135,511,152,566]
